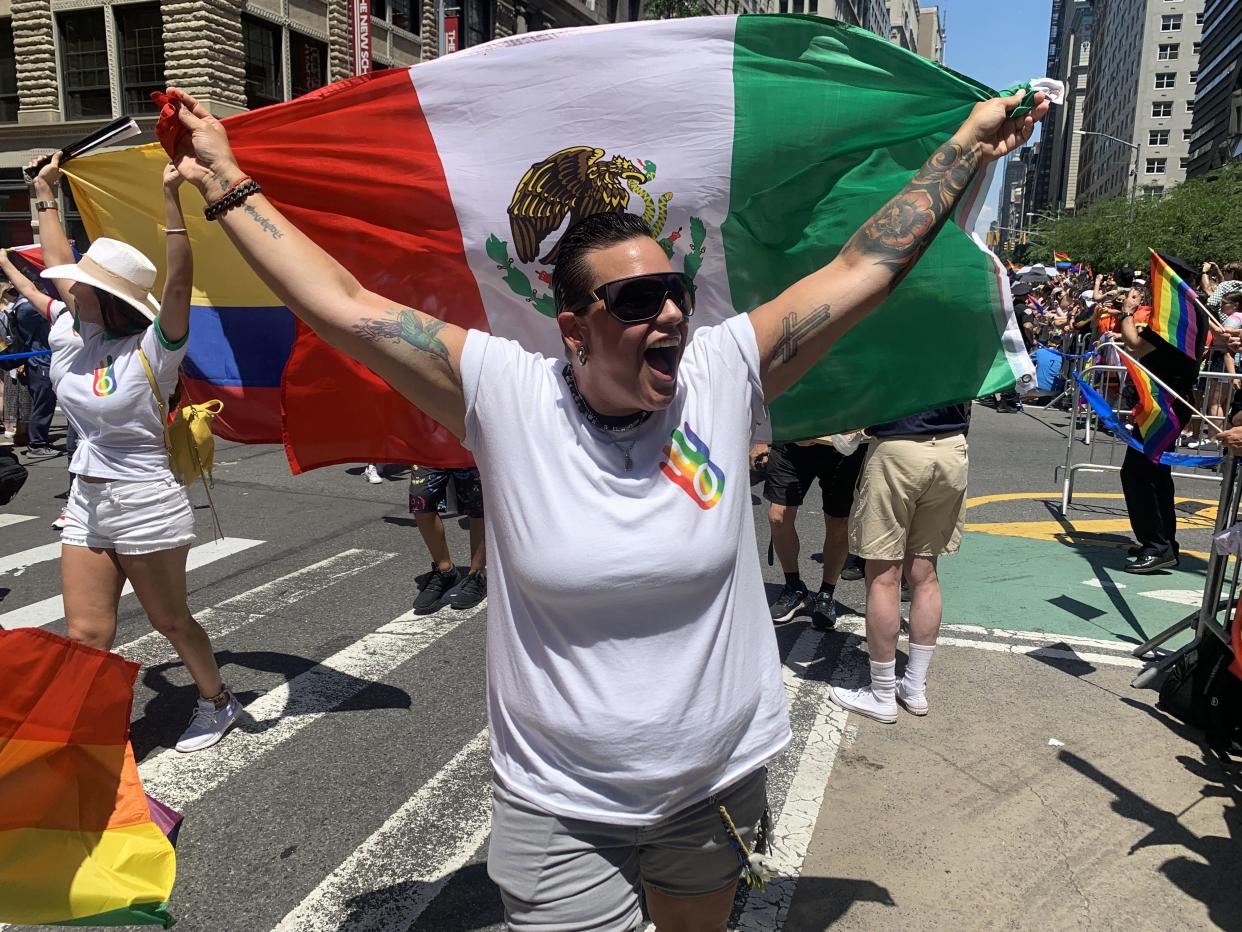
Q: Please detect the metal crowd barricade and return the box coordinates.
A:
[1132,451,1240,685]
[1056,348,1235,516]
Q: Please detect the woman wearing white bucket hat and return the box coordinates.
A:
[14,154,241,753]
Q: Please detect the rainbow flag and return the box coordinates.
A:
[1120,354,1186,462]
[0,629,176,927]
[64,17,1044,471]
[1149,250,1205,361]
[1054,252,1072,270]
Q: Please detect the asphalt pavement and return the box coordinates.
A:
[0,399,1235,931]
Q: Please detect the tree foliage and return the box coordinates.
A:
[1029,164,1242,272]
[644,0,712,18]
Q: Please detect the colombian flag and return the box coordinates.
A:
[0,630,176,927]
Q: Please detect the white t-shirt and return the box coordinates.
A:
[461,313,791,826]
[48,301,188,482]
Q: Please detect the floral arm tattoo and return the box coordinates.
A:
[351,309,449,362]
[844,140,980,293]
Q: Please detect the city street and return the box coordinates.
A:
[1,401,1237,931]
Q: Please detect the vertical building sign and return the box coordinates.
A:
[353,0,372,75]
[444,12,459,53]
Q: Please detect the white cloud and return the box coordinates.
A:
[973,204,997,240]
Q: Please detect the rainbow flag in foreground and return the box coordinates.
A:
[1120,354,1188,463]
[1073,371,1215,468]
[1149,250,1206,361]
[66,16,1043,471]
[0,629,176,927]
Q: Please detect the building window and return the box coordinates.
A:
[374,0,418,34]
[1184,127,1193,140]
[1197,11,1205,24]
[1180,156,1189,170]
[1161,13,1182,30]
[243,16,282,109]
[1152,101,1173,117]
[1149,129,1169,146]
[1158,43,1179,60]
[116,4,164,115]
[1187,99,1195,112]
[1155,72,1176,88]
[462,0,491,48]
[58,10,111,119]
[1190,70,1199,82]
[0,170,30,247]
[0,20,17,124]
[289,31,326,99]
[1146,157,1167,174]
[1193,41,1201,55]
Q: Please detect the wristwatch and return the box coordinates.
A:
[34,200,58,211]
[1120,310,1135,319]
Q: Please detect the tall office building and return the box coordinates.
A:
[1187,0,1242,177]
[915,3,943,63]
[887,0,919,51]
[1076,0,1204,205]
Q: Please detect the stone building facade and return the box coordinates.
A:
[0,0,643,247]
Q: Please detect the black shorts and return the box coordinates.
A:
[763,442,866,517]
[408,466,484,518]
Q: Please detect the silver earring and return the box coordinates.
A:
[577,345,589,365]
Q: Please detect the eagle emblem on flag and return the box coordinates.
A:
[485,145,708,318]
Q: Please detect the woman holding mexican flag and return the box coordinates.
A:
[163,85,1045,929]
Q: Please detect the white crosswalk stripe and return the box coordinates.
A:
[116,548,397,667]
[139,602,487,812]
[272,730,493,932]
[0,513,36,529]
[0,542,60,576]
[0,537,263,630]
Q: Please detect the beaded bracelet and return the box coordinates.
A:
[204,178,262,221]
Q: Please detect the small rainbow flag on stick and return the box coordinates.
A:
[1120,354,1186,462]
[0,629,177,927]
[1054,252,1072,270]
[1149,250,1206,361]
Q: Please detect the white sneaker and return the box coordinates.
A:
[51,511,66,530]
[896,679,929,716]
[176,692,242,753]
[363,464,383,484]
[828,684,897,724]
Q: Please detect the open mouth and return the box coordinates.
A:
[643,336,681,381]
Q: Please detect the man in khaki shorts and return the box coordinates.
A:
[829,404,970,723]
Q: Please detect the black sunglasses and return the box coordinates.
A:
[568,272,695,323]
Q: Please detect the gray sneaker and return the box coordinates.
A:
[176,691,242,753]
[24,446,59,459]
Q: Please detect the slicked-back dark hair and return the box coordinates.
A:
[552,212,656,312]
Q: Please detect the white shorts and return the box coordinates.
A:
[62,475,196,555]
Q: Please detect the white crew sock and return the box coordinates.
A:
[869,659,896,703]
[901,642,936,696]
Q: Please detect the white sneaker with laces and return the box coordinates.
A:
[176,692,242,753]
[896,679,929,716]
[828,684,898,724]
[363,464,383,484]
[51,512,67,530]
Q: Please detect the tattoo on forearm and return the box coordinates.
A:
[352,309,449,362]
[773,304,832,365]
[846,140,980,292]
[243,204,283,239]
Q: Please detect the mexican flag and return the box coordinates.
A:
[65,14,1043,472]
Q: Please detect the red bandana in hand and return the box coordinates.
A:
[151,90,189,159]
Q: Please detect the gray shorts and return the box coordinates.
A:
[487,767,768,932]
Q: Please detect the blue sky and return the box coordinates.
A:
[941,0,1053,235]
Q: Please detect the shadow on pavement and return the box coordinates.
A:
[130,649,412,760]
[1058,748,1241,931]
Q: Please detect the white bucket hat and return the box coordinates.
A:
[42,237,160,322]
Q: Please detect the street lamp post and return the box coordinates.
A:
[1076,129,1141,256]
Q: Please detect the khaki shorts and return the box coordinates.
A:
[848,432,968,561]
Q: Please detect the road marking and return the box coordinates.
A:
[116,549,396,667]
[833,619,1142,667]
[0,538,264,630]
[735,630,858,929]
[0,541,60,576]
[272,730,492,932]
[139,602,486,811]
[1138,589,1202,607]
[834,615,1141,655]
[1083,578,1127,590]
[0,514,36,529]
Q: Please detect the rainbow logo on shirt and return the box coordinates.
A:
[660,421,725,510]
[92,355,116,397]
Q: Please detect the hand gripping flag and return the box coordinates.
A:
[64,16,1056,472]
[0,629,177,928]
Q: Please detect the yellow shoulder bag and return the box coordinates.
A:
[138,346,224,536]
